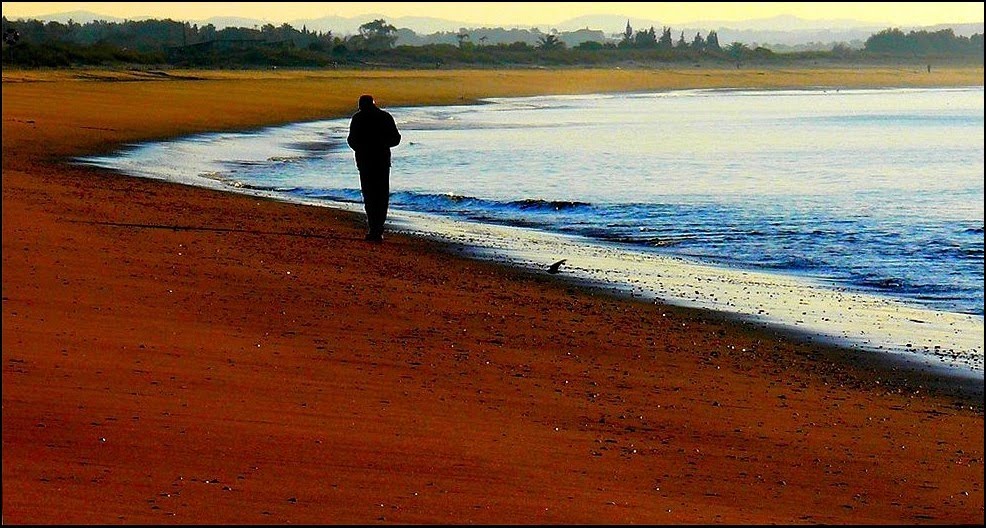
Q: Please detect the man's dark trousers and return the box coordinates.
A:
[359,165,390,240]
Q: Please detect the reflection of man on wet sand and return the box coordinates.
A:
[347,94,401,242]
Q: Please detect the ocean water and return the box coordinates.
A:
[80,87,985,376]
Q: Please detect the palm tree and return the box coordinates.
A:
[537,33,564,50]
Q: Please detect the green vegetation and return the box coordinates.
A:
[864,27,983,55]
[2,16,982,68]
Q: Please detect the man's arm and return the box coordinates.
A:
[347,115,360,151]
[386,113,401,148]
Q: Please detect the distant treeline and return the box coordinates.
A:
[864,27,983,55]
[1,16,982,68]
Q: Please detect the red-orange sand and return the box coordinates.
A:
[3,68,983,524]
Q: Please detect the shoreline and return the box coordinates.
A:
[59,168,986,400]
[4,68,984,524]
[79,85,985,386]
[405,215,986,399]
[388,207,986,387]
[61,162,986,399]
[494,252,986,402]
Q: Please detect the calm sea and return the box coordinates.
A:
[81,86,985,374]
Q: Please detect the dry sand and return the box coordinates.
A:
[3,67,984,524]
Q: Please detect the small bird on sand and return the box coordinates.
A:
[547,259,567,274]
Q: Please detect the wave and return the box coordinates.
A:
[386,191,592,214]
[753,255,825,272]
[225,180,299,192]
[266,155,310,163]
[858,277,907,290]
[812,114,984,126]
[291,188,363,204]
[511,199,591,211]
[288,140,342,153]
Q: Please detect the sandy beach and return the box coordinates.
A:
[3,67,984,524]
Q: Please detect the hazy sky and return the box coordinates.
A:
[2,2,984,26]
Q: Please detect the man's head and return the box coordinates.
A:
[358,94,375,111]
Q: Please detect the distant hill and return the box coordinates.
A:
[200,16,276,29]
[552,13,883,33]
[13,10,129,24]
[389,16,479,34]
[6,9,982,48]
[286,14,386,35]
[690,14,879,31]
[922,22,985,35]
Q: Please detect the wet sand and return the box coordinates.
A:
[3,67,984,524]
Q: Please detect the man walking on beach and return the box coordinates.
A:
[347,94,402,242]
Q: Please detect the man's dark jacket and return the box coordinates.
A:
[347,105,401,171]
